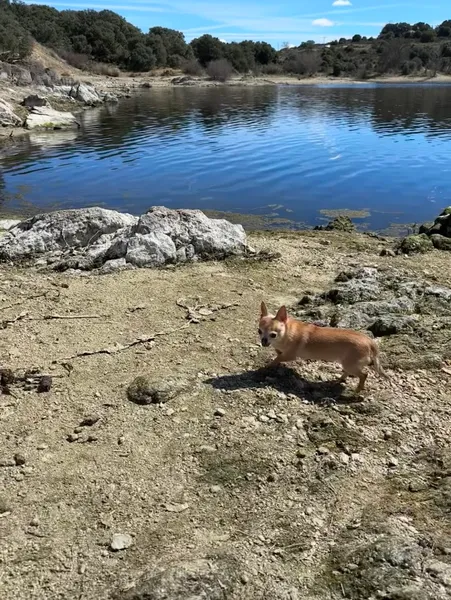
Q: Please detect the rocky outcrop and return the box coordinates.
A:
[400,207,451,253]
[295,266,451,369]
[0,98,22,127]
[314,215,356,232]
[25,106,80,129]
[0,206,249,271]
[296,266,451,335]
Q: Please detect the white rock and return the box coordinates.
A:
[0,219,21,231]
[0,99,22,127]
[110,533,133,551]
[25,106,79,130]
[69,83,101,105]
[0,206,249,270]
[0,208,137,261]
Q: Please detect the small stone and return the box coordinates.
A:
[210,485,222,493]
[296,449,307,458]
[13,453,26,466]
[78,563,86,575]
[317,446,329,455]
[409,480,427,493]
[240,574,249,585]
[198,445,217,454]
[165,408,175,416]
[80,416,100,427]
[164,502,189,513]
[86,435,98,443]
[380,248,396,257]
[267,472,278,483]
[338,452,350,465]
[110,533,133,551]
[74,427,83,434]
[29,517,40,527]
[36,444,48,450]
[214,408,226,417]
[118,436,125,445]
[37,375,52,393]
[305,507,314,515]
[259,415,270,423]
[67,433,79,443]
[387,456,399,467]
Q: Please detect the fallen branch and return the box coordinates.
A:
[1,311,28,329]
[55,322,192,362]
[38,314,106,321]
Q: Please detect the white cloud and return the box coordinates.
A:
[332,0,352,6]
[312,18,335,27]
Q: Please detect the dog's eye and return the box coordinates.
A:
[258,328,262,335]
[269,332,277,338]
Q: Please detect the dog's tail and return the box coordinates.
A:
[370,340,389,380]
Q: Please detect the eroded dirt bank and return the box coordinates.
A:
[1,229,451,600]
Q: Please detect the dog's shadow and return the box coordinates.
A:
[205,365,361,405]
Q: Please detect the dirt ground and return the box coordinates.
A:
[1,229,451,599]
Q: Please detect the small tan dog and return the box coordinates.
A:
[258,302,387,392]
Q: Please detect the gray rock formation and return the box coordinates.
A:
[69,83,102,106]
[0,206,249,271]
[295,266,451,337]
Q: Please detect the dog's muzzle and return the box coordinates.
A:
[261,338,270,347]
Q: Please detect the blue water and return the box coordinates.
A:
[1,83,451,232]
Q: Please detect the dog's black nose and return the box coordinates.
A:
[261,338,270,347]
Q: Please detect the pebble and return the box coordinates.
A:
[198,445,217,454]
[259,415,270,423]
[29,517,40,527]
[110,533,133,551]
[338,452,350,465]
[67,433,79,443]
[210,485,222,494]
[317,446,329,455]
[165,408,175,416]
[13,453,26,466]
[80,416,100,427]
[387,456,399,468]
[214,408,226,417]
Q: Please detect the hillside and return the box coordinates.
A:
[1,0,451,79]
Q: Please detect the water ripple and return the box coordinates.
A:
[2,84,451,230]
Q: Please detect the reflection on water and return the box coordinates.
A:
[1,84,451,230]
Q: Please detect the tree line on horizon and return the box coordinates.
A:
[1,0,451,79]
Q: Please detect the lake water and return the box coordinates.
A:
[1,83,451,233]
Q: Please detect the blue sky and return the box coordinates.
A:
[24,0,450,47]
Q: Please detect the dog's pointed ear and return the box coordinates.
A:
[260,301,268,317]
[275,305,288,323]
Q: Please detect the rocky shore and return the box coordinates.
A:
[1,205,451,599]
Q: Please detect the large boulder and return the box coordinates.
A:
[0,99,22,127]
[0,208,137,261]
[69,83,101,106]
[0,206,249,270]
[25,106,79,130]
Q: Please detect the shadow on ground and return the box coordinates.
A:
[205,365,362,405]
